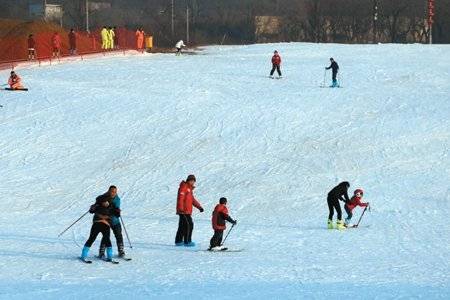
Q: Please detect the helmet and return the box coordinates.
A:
[354,189,364,196]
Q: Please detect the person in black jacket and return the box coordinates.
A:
[327,181,350,229]
[80,191,118,262]
[325,58,339,87]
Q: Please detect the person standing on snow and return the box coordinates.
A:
[98,186,126,258]
[51,32,61,58]
[81,190,119,262]
[325,58,339,87]
[175,174,204,247]
[113,26,119,49]
[344,189,369,227]
[101,26,109,50]
[27,34,36,60]
[68,29,77,55]
[8,71,24,90]
[108,27,115,50]
[209,197,237,251]
[175,40,186,56]
[270,50,282,78]
[327,181,350,230]
[136,28,145,52]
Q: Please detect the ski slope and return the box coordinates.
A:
[0,43,449,299]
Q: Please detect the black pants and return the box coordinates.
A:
[332,71,337,81]
[175,214,194,244]
[100,223,124,255]
[210,230,224,248]
[344,205,353,220]
[84,222,111,248]
[327,196,342,221]
[270,65,282,76]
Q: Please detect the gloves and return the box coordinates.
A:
[232,219,237,225]
[199,207,204,213]
[89,204,96,214]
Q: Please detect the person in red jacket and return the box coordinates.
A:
[175,174,204,247]
[68,29,77,55]
[8,71,24,90]
[27,34,36,60]
[51,32,61,58]
[270,50,282,78]
[344,189,369,227]
[209,197,236,251]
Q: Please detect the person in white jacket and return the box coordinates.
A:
[175,40,186,56]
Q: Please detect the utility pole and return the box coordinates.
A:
[86,0,90,32]
[186,6,190,44]
[428,0,435,44]
[171,0,175,37]
[373,0,378,43]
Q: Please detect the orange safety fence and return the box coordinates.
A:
[0,27,146,70]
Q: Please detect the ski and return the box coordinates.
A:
[205,248,244,253]
[80,257,92,264]
[4,88,28,91]
[118,256,132,261]
[96,256,119,264]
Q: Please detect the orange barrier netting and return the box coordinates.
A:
[0,27,144,69]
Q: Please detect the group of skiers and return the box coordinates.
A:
[101,26,119,50]
[26,30,78,60]
[269,50,340,87]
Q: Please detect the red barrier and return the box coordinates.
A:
[0,27,142,69]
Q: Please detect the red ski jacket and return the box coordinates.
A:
[345,196,368,212]
[272,54,281,66]
[28,37,35,49]
[176,181,203,215]
[52,34,61,49]
[212,204,231,231]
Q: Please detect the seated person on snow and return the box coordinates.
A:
[8,71,24,90]
[344,189,369,227]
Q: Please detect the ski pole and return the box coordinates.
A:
[221,223,235,246]
[354,206,368,228]
[120,216,133,249]
[58,210,90,237]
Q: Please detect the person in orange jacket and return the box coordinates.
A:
[175,174,204,247]
[51,32,61,58]
[135,28,145,52]
[8,71,24,90]
[209,197,237,251]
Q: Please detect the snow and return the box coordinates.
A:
[1,43,450,299]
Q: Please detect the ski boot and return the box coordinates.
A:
[175,242,184,246]
[184,242,196,247]
[327,219,334,229]
[336,220,346,230]
[98,245,105,259]
[81,246,90,260]
[105,247,113,262]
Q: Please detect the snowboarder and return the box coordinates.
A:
[209,197,237,251]
[7,71,25,90]
[98,186,125,258]
[270,50,282,78]
[175,174,204,247]
[80,189,119,262]
[68,29,77,55]
[327,181,350,230]
[175,40,186,56]
[344,189,369,227]
[27,34,36,60]
[51,32,61,58]
[325,58,339,87]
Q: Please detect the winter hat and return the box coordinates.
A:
[219,197,227,204]
[186,174,196,182]
[354,189,364,196]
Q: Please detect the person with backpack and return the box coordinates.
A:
[175,174,204,247]
[270,50,282,78]
[327,181,350,230]
[344,189,369,227]
[209,197,237,251]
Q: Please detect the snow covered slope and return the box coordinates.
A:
[0,43,449,299]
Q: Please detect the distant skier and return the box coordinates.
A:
[27,34,36,60]
[98,186,125,258]
[270,50,282,78]
[7,71,25,90]
[80,189,118,262]
[135,28,145,52]
[175,174,204,247]
[51,32,61,58]
[68,29,77,55]
[108,27,115,50]
[101,26,109,50]
[209,197,237,251]
[327,181,350,230]
[325,58,339,87]
[344,189,369,227]
[175,40,186,56]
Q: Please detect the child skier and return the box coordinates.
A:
[270,50,282,78]
[209,197,237,251]
[325,58,339,87]
[344,189,369,227]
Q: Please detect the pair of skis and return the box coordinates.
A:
[80,256,132,264]
[344,206,370,229]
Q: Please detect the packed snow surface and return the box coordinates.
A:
[1,43,450,299]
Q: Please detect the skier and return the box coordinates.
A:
[27,34,36,60]
[98,186,125,258]
[327,181,350,230]
[51,32,61,58]
[7,71,24,90]
[136,28,145,52]
[175,174,204,247]
[68,29,77,55]
[270,50,282,78]
[101,26,109,50]
[80,189,119,262]
[209,197,237,251]
[108,27,115,50]
[325,58,339,87]
[344,189,369,227]
[175,40,186,56]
